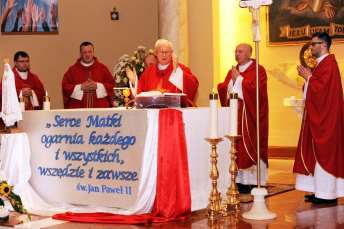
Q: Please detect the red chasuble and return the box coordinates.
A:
[137,62,199,106]
[62,57,115,109]
[217,60,269,169]
[293,54,344,178]
[0,68,45,110]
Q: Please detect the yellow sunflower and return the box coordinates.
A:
[0,182,12,197]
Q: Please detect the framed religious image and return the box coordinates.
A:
[268,0,344,45]
[0,0,58,33]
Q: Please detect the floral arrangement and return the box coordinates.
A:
[113,46,154,107]
[0,181,30,222]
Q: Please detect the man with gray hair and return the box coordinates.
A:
[133,39,199,106]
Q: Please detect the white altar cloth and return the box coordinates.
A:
[1,108,232,215]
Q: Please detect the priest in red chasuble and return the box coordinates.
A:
[0,51,45,110]
[293,32,344,205]
[132,39,199,106]
[62,41,115,109]
[217,43,269,194]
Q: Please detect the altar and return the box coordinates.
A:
[5,108,232,215]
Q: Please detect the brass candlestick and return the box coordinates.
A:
[222,135,242,216]
[205,137,223,221]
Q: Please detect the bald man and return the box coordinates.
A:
[129,39,199,106]
[217,43,269,194]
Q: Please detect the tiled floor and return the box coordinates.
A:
[9,159,344,228]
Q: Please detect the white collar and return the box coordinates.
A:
[80,60,94,67]
[16,68,28,80]
[158,63,169,70]
[238,60,253,73]
[316,53,329,65]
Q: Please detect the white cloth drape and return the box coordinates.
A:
[0,111,159,216]
[0,133,51,213]
[3,108,232,215]
[169,66,184,91]
[158,0,189,64]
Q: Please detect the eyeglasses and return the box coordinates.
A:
[311,41,323,46]
[16,60,29,63]
[157,51,172,55]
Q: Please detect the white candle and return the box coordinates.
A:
[43,101,50,110]
[20,101,25,112]
[209,90,218,138]
[229,93,238,136]
[43,91,50,110]
[19,90,25,111]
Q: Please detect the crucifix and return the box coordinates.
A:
[239,0,272,190]
[238,0,277,220]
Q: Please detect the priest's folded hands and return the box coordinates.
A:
[81,80,97,92]
[296,65,312,81]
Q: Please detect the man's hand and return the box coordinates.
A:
[22,88,33,97]
[81,80,97,92]
[297,65,312,81]
[22,0,34,31]
[323,1,335,19]
[39,8,46,22]
[49,0,58,30]
[231,66,240,81]
[31,5,40,31]
[6,0,15,10]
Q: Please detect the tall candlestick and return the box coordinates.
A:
[229,93,238,136]
[209,90,218,138]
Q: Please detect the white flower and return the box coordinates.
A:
[115,75,121,83]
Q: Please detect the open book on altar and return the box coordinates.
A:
[136,91,186,97]
[135,91,187,108]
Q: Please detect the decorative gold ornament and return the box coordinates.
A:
[300,42,317,69]
[222,135,242,216]
[122,88,130,98]
[205,137,223,221]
